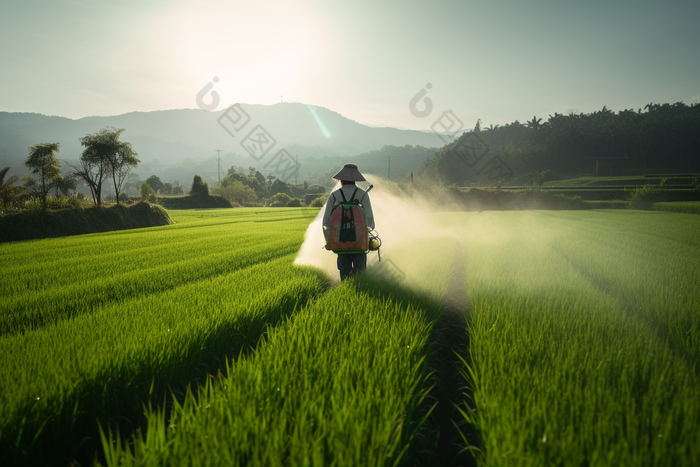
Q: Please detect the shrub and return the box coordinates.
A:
[140,182,157,203]
[269,192,292,207]
[310,197,325,207]
[628,185,658,210]
[0,201,172,242]
[117,193,135,205]
[212,180,257,206]
[146,175,165,194]
[286,198,302,207]
[22,195,84,212]
[190,175,210,197]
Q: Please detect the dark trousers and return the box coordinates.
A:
[337,253,367,281]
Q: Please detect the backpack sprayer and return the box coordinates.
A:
[364,185,383,262]
[324,184,383,261]
[368,226,382,261]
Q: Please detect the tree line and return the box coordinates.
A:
[1,134,327,212]
[1,127,139,211]
[420,102,700,185]
[210,166,326,206]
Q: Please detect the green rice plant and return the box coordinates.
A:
[1,209,317,334]
[628,185,659,210]
[1,232,297,334]
[98,278,444,466]
[6,206,698,466]
[544,210,700,363]
[457,211,700,466]
[0,208,328,465]
[98,237,459,467]
[1,256,327,465]
[653,201,700,215]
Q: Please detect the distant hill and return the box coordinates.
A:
[0,104,447,183]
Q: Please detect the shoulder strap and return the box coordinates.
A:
[350,188,358,202]
[339,189,348,203]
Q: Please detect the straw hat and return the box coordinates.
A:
[332,163,366,182]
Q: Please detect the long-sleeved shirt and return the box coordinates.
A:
[322,184,375,242]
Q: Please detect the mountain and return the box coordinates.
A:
[0,104,448,183]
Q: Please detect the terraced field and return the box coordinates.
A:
[1,207,698,466]
[653,201,700,215]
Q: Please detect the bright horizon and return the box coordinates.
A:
[1,0,698,131]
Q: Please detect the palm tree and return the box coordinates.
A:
[526,116,542,130]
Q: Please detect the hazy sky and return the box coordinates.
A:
[1,0,698,131]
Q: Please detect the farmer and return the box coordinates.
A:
[322,164,375,281]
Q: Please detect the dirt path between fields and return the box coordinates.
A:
[415,240,479,466]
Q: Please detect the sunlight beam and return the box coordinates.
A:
[307,104,331,138]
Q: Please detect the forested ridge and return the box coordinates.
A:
[421,102,700,184]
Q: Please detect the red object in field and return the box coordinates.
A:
[328,204,369,253]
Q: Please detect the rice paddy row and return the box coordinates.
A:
[2,207,699,466]
[0,209,328,465]
[94,229,462,466]
[459,211,700,466]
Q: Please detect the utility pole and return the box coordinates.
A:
[214,149,223,185]
[295,155,299,184]
[388,156,391,181]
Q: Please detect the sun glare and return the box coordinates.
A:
[161,0,328,107]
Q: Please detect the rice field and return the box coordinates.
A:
[653,201,700,215]
[459,210,700,466]
[1,207,698,466]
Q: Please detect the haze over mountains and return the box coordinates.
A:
[0,103,446,183]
